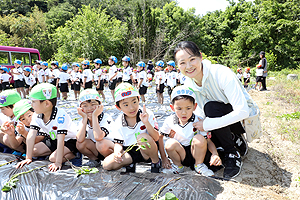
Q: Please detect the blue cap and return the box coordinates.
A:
[51,61,59,67]
[156,60,164,67]
[24,67,32,72]
[0,66,8,72]
[14,60,22,65]
[136,61,145,68]
[61,64,68,71]
[42,62,48,67]
[167,60,175,67]
[81,60,90,65]
[72,62,80,67]
[109,56,118,64]
[93,58,102,64]
[122,56,130,62]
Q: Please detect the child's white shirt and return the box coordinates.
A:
[58,72,70,84]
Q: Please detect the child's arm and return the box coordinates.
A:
[49,134,65,172]
[1,121,22,149]
[113,143,124,163]
[158,134,171,169]
[92,105,106,141]
[207,138,222,166]
[139,105,159,141]
[76,107,88,143]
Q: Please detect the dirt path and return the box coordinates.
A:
[216,89,300,200]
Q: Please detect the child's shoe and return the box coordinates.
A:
[70,152,83,167]
[151,159,161,173]
[82,159,101,168]
[125,163,136,173]
[195,163,214,177]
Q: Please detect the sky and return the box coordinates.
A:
[176,0,253,16]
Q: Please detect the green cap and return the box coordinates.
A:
[29,83,57,100]
[79,89,101,105]
[0,90,21,107]
[114,83,139,103]
[13,99,32,121]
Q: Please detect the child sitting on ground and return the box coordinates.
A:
[16,83,80,171]
[102,83,161,173]
[159,86,222,176]
[76,89,114,167]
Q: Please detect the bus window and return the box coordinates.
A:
[31,53,39,66]
[0,51,10,65]
[11,52,30,65]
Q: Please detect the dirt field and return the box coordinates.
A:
[216,88,300,200]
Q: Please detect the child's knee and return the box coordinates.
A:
[192,135,207,148]
[165,138,177,150]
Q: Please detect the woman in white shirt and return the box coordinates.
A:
[174,41,259,179]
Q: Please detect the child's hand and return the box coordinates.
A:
[193,117,205,132]
[48,162,62,172]
[161,157,171,169]
[92,104,103,117]
[114,152,123,164]
[169,129,176,138]
[16,159,32,168]
[77,107,87,118]
[139,104,149,124]
[2,121,15,136]
[210,154,222,166]
[16,121,27,137]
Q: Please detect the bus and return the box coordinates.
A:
[0,46,41,72]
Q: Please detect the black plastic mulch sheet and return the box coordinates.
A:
[0,153,223,199]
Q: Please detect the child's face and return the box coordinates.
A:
[117,97,139,118]
[19,110,33,126]
[138,66,143,71]
[170,98,197,125]
[168,65,174,71]
[14,63,21,68]
[42,65,46,70]
[31,100,46,114]
[158,66,163,71]
[95,63,100,69]
[0,107,14,118]
[80,99,100,119]
[0,69,3,74]
[24,71,30,76]
[122,61,129,67]
[108,59,114,66]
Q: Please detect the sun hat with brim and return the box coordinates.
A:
[171,85,196,102]
[156,60,164,67]
[29,83,57,100]
[14,60,22,65]
[0,90,21,107]
[13,99,32,121]
[167,60,175,67]
[114,83,139,103]
[79,89,101,105]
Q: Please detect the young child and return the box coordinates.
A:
[102,83,161,173]
[159,86,222,176]
[11,60,25,97]
[70,63,81,100]
[255,64,263,90]
[147,70,153,87]
[56,64,70,100]
[76,89,114,167]
[50,61,61,100]
[102,68,108,88]
[42,62,51,83]
[81,60,94,89]
[1,99,45,153]
[0,66,11,90]
[93,59,105,101]
[16,83,79,171]
[132,69,138,87]
[166,60,177,101]
[37,61,45,84]
[108,56,118,101]
[116,68,123,87]
[243,67,251,88]
[122,56,133,84]
[136,61,148,103]
[155,60,166,105]
[0,90,22,153]
[236,68,243,82]
[23,67,36,96]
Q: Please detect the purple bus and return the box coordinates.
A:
[0,46,41,72]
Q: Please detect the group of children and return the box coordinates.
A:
[0,81,224,177]
[236,63,264,90]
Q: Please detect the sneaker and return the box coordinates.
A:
[82,159,100,168]
[171,164,184,174]
[195,163,214,177]
[151,159,161,173]
[70,152,83,167]
[232,133,248,156]
[223,151,242,179]
[125,163,136,173]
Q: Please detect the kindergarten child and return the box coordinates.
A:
[102,83,161,173]
[50,61,61,100]
[132,69,138,88]
[236,68,243,82]
[42,62,51,83]
[81,60,94,89]
[136,61,148,103]
[23,67,36,96]
[122,56,133,84]
[159,86,222,176]
[254,64,263,90]
[11,60,25,97]
[0,66,12,90]
[155,60,166,105]
[243,67,251,88]
[147,70,153,87]
[76,89,114,167]
[56,64,70,100]
[93,59,105,101]
[16,83,79,171]
[166,60,177,101]
[70,63,81,100]
[108,56,118,101]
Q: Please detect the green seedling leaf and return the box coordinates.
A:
[165,192,178,200]
[146,142,151,148]
[140,138,148,142]
[1,185,12,192]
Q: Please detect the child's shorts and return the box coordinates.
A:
[123,79,132,85]
[59,82,69,92]
[156,83,165,94]
[50,78,57,86]
[123,145,151,164]
[2,82,10,90]
[243,78,250,83]
[167,86,174,96]
[117,77,122,83]
[96,80,104,91]
[14,79,25,88]
[108,79,117,90]
[85,81,93,89]
[256,76,263,82]
[42,138,78,155]
[181,145,211,170]
[73,81,80,91]
[139,85,148,95]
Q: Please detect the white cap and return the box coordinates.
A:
[114,83,139,103]
[171,86,196,102]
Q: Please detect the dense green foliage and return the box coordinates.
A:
[0,0,299,70]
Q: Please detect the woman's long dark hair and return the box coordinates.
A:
[174,41,202,59]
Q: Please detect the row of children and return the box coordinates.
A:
[236,63,265,90]
[0,82,225,177]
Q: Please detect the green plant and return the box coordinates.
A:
[276,112,300,120]
[0,159,18,167]
[64,157,99,177]
[151,178,181,200]
[2,165,46,192]
[121,137,150,157]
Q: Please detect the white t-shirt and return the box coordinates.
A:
[0,112,11,127]
[236,73,243,80]
[132,72,137,80]
[160,114,208,146]
[256,68,263,76]
[1,73,11,82]
[30,107,76,141]
[71,71,81,82]
[155,71,165,84]
[44,68,51,78]
[108,65,117,80]
[82,68,93,82]
[138,70,148,86]
[147,73,153,81]
[122,66,132,81]
[117,71,122,79]
[58,72,70,84]
[52,68,61,79]
[166,71,177,87]
[38,68,45,83]
[112,108,158,147]
[94,69,102,82]
[243,72,250,79]
[24,74,36,87]
[12,67,23,81]
[179,73,186,84]
[83,113,114,142]
[32,65,38,78]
